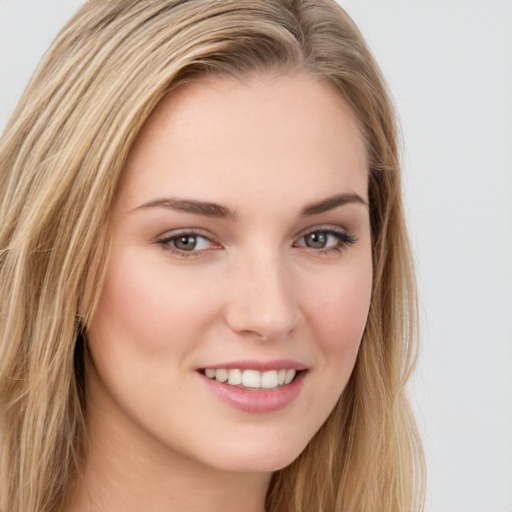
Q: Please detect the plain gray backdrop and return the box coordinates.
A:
[1,1,511,511]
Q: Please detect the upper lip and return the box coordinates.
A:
[198,359,308,371]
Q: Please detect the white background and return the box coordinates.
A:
[1,1,511,511]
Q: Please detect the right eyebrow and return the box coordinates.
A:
[131,197,238,221]
[299,192,368,216]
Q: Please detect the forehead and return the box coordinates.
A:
[118,72,368,212]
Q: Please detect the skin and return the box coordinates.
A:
[74,72,373,512]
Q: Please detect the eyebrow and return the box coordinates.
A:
[299,193,368,216]
[133,192,367,220]
[133,197,238,220]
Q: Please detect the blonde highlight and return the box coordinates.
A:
[0,1,425,511]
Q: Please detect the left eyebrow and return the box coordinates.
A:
[299,193,368,216]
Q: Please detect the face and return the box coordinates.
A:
[86,73,372,474]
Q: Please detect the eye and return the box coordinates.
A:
[302,232,332,249]
[157,231,219,256]
[295,228,356,253]
[172,234,211,251]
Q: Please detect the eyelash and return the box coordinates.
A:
[156,227,357,258]
[156,230,219,258]
[294,227,357,255]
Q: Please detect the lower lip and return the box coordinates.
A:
[199,371,307,413]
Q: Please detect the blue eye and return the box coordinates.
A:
[158,232,216,255]
[303,232,331,249]
[157,227,356,258]
[296,228,356,253]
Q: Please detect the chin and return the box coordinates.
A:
[198,436,309,474]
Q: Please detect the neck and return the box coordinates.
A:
[67,455,270,512]
[65,425,271,512]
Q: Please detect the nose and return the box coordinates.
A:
[224,250,302,342]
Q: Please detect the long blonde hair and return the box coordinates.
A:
[0,1,425,511]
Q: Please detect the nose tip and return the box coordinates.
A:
[232,308,297,342]
[225,258,301,342]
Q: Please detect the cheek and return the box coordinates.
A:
[285,256,372,444]
[305,259,372,354]
[84,247,221,434]
[88,247,218,359]
[298,253,373,417]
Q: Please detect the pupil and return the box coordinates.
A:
[306,232,327,248]
[174,235,197,251]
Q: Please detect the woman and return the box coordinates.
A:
[0,1,425,511]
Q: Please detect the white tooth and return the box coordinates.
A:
[284,369,296,384]
[261,370,279,389]
[277,369,286,385]
[228,369,242,385]
[205,369,216,379]
[242,369,261,388]
[215,369,228,383]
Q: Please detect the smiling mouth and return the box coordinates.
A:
[198,368,303,390]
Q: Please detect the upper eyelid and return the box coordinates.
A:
[156,228,216,242]
[300,225,346,233]
[294,224,350,239]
